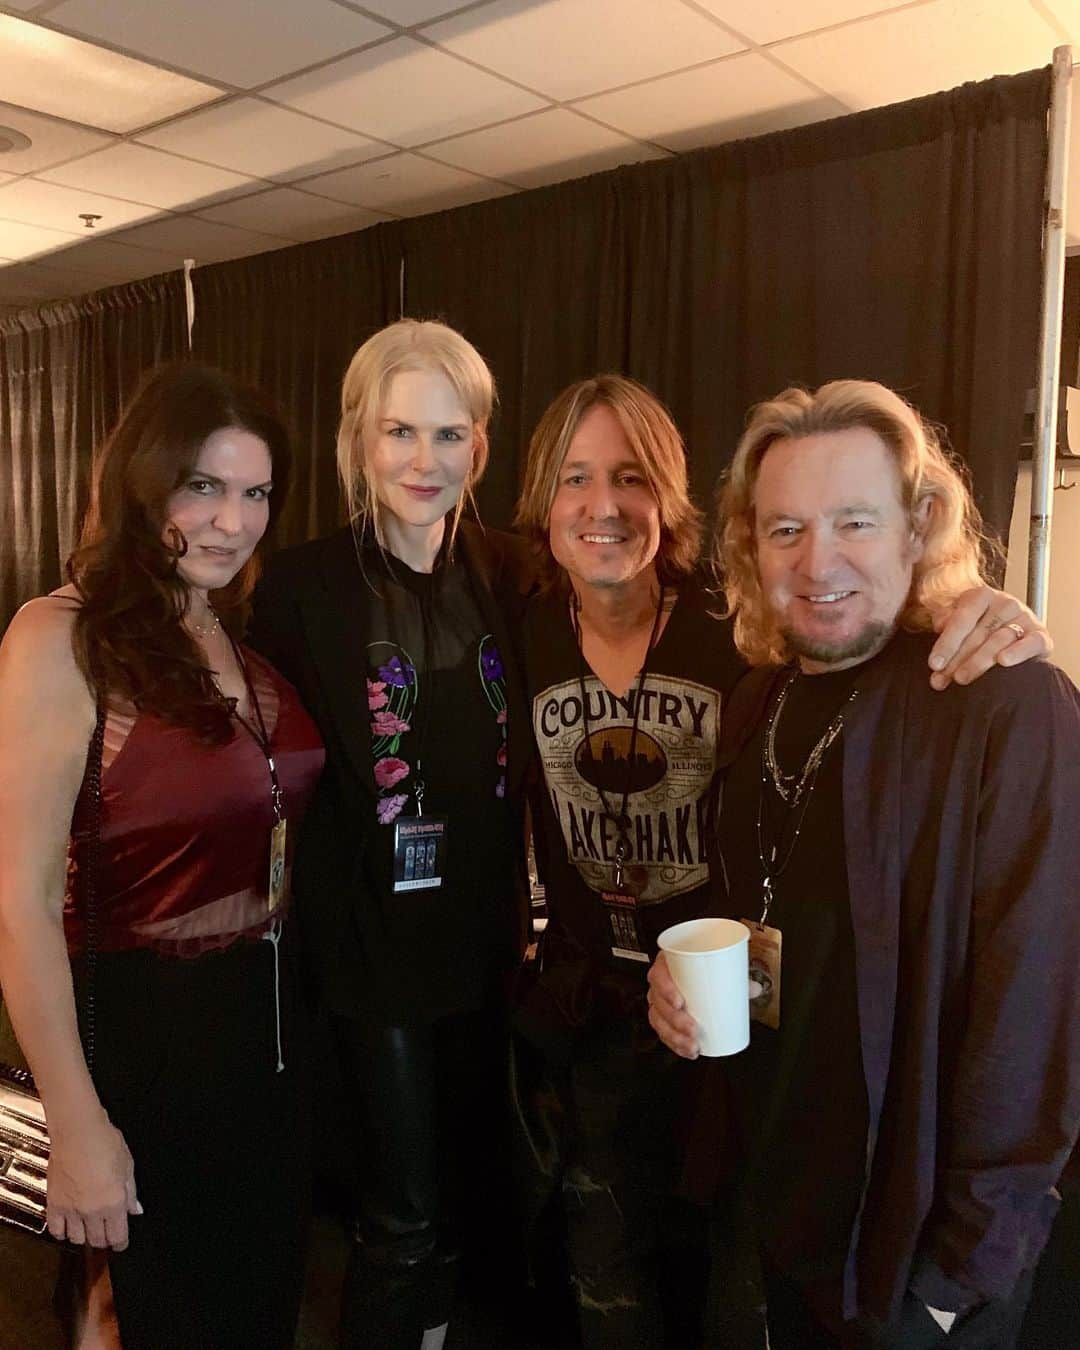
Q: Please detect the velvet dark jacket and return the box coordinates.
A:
[247,520,538,1020]
[718,632,1080,1322]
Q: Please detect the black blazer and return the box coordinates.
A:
[247,519,538,1019]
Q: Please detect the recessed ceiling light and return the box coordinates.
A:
[0,126,32,155]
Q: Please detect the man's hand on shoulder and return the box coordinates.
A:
[928,587,1050,689]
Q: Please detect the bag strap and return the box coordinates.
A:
[77,704,106,1075]
[0,704,106,1096]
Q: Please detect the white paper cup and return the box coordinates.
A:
[657,918,750,1057]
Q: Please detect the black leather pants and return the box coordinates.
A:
[335,1008,515,1350]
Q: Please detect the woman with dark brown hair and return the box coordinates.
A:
[0,363,325,1349]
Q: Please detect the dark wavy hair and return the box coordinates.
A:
[68,362,292,742]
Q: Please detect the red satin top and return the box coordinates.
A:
[64,648,325,957]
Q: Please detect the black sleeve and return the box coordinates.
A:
[910,664,1080,1308]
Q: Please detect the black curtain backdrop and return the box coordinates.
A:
[190,225,403,545]
[403,69,1049,553]
[0,275,187,627]
[0,67,1050,628]
[1060,254,1080,389]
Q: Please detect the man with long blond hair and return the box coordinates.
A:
[647,379,1080,1348]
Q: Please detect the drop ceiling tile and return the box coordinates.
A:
[0,101,116,174]
[0,12,222,134]
[42,144,257,211]
[0,265,62,304]
[0,258,96,304]
[43,233,180,279]
[691,0,912,46]
[577,51,844,152]
[369,0,490,24]
[198,187,388,242]
[0,217,82,262]
[773,0,1060,111]
[137,99,383,183]
[267,35,545,146]
[0,177,158,234]
[425,0,745,101]
[429,108,666,188]
[303,152,511,216]
[1041,0,1080,44]
[47,0,391,89]
[114,214,287,265]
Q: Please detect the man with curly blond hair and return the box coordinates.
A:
[648,379,1080,1349]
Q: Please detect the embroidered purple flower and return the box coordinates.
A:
[476,635,508,801]
[371,710,410,738]
[366,679,388,711]
[376,793,408,825]
[374,757,409,790]
[481,646,504,682]
[379,655,416,688]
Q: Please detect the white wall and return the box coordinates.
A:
[1004,462,1080,684]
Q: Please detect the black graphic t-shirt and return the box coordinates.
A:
[524,577,746,1037]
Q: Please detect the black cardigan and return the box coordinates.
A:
[247,520,538,1021]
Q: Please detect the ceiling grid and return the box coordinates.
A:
[0,0,1072,314]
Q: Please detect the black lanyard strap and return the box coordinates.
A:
[226,636,285,823]
[572,585,666,864]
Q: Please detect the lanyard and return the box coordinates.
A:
[226,636,284,824]
[572,585,666,887]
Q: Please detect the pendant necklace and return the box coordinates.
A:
[756,668,858,924]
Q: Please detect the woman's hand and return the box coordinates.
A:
[928,587,1051,690]
[47,1112,142,1250]
[646,952,701,1059]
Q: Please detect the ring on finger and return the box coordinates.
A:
[1005,621,1025,640]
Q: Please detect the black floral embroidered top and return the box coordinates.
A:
[359,539,518,1020]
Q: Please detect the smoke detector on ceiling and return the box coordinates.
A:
[0,126,31,154]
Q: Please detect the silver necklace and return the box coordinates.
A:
[188,606,221,641]
[763,669,857,806]
[756,669,857,923]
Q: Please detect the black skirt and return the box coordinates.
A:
[76,928,311,1350]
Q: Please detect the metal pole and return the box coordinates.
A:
[1028,46,1072,618]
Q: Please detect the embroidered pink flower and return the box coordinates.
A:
[497,744,507,767]
[366,679,388,711]
[497,709,507,725]
[376,793,408,825]
[371,710,410,738]
[374,757,409,789]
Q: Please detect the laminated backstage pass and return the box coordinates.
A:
[743,920,781,1030]
[268,818,287,913]
[393,816,448,892]
[602,891,649,963]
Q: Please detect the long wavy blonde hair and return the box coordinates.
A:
[336,318,495,549]
[717,380,992,666]
[514,374,703,585]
